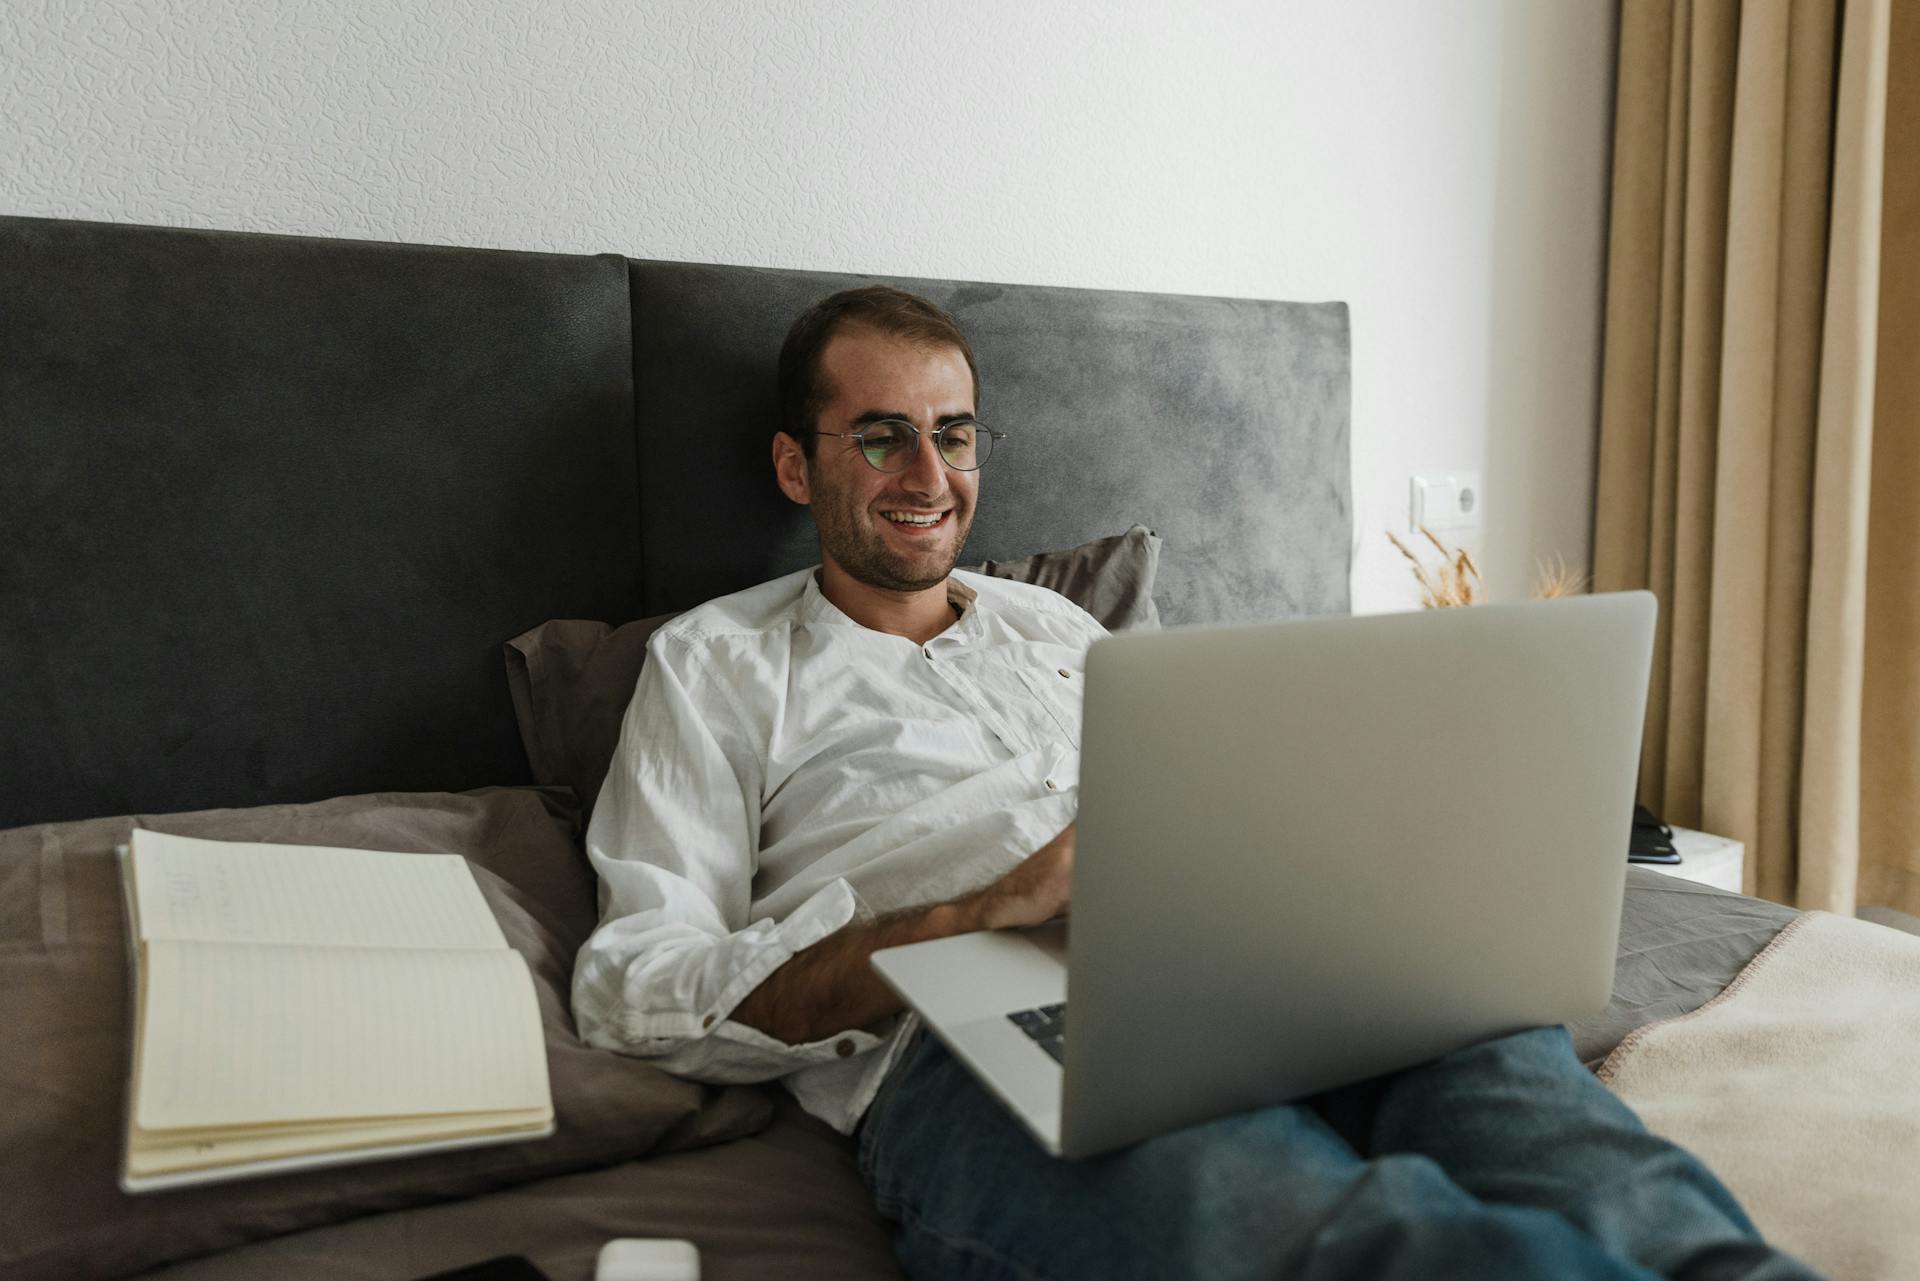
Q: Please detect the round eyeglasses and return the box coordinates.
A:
[813,419,1008,473]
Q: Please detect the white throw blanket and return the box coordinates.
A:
[1598,911,1920,1281]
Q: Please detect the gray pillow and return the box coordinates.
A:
[965,524,1162,632]
[0,787,773,1281]
[505,526,1163,811]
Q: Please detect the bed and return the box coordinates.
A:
[0,214,1860,1281]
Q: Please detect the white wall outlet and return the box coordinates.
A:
[1409,471,1483,532]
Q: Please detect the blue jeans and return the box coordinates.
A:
[855,1026,1824,1281]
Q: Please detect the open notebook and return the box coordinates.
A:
[117,829,554,1192]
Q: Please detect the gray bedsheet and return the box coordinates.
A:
[132,868,1796,1281]
[1569,867,1800,1066]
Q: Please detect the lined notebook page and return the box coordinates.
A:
[129,830,505,951]
[135,940,550,1129]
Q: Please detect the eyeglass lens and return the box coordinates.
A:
[859,421,991,472]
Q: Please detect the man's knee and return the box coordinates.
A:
[1299,1155,1619,1281]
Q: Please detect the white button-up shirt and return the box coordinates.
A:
[572,566,1106,1134]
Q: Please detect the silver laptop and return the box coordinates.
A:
[871,591,1656,1159]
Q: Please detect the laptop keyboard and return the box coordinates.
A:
[1007,1001,1067,1064]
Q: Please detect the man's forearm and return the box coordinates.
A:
[730,896,984,1046]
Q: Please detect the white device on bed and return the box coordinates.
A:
[871,591,1657,1159]
[596,1238,700,1281]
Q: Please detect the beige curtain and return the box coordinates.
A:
[1594,0,1914,915]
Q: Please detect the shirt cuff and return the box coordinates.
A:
[607,877,880,1079]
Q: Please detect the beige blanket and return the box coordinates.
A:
[1598,911,1920,1281]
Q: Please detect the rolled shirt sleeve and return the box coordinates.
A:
[571,633,887,1081]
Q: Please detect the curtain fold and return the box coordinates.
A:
[1702,0,1834,905]
[1859,0,1920,911]
[1595,0,1906,914]
[1798,0,1889,912]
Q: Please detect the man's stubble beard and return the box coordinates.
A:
[811,481,975,593]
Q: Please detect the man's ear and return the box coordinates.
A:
[772,432,812,505]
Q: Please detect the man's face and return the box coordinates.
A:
[797,327,979,593]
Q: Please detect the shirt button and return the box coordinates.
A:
[1045,779,1058,791]
[1057,668,1071,679]
[835,1038,856,1058]
[924,648,934,660]
[702,1013,716,1028]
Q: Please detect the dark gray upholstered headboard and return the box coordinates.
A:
[1,218,641,828]
[0,216,1349,830]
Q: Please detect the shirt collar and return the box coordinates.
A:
[799,568,984,644]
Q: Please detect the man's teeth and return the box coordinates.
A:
[883,512,944,526]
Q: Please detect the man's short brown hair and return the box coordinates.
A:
[777,286,980,457]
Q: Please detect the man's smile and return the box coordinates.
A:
[880,508,953,530]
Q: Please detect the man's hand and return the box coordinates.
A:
[961,822,1075,931]
[729,823,1076,1045]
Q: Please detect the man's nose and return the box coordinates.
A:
[899,430,949,494]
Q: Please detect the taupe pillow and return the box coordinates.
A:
[0,788,772,1281]
[505,614,682,814]
[503,526,1163,810]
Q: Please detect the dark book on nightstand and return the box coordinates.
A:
[1628,803,1682,864]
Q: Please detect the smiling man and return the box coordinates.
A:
[573,284,1082,1116]
[573,287,1820,1281]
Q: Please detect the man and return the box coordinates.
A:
[574,287,1819,1280]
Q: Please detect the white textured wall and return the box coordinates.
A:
[1,0,1616,613]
